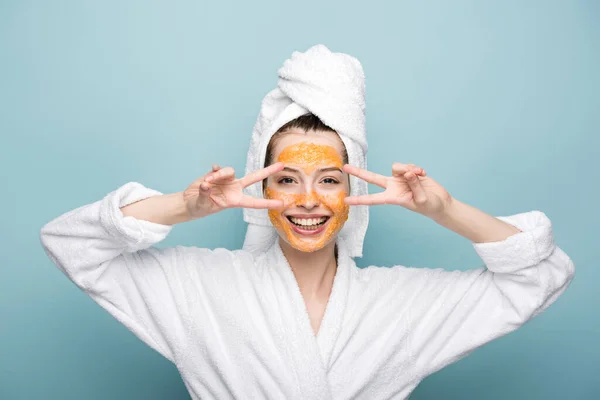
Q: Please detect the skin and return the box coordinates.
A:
[265,141,350,253]
[261,129,351,336]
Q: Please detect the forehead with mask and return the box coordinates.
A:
[262,114,351,253]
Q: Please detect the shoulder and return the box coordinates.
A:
[140,245,258,278]
[344,264,424,300]
[356,263,428,284]
[356,263,484,293]
[174,245,252,259]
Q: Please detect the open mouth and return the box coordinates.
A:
[286,216,330,232]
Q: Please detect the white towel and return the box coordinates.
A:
[242,44,369,257]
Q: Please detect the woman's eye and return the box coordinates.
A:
[278,177,295,184]
[322,178,340,184]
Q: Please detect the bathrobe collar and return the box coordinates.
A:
[265,237,354,399]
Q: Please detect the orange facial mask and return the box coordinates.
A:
[265,142,349,252]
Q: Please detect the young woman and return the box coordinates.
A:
[40,47,575,400]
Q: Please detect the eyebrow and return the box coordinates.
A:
[282,167,343,174]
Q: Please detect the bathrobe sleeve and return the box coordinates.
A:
[40,182,184,364]
[405,210,575,379]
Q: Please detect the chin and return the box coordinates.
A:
[291,244,329,253]
[278,234,338,254]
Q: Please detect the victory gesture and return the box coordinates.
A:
[183,162,285,220]
[343,162,454,219]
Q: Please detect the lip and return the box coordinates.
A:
[285,214,330,218]
[286,216,331,236]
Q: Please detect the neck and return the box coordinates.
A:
[279,237,338,299]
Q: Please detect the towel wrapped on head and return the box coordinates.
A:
[242,44,369,258]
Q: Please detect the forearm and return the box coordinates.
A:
[431,198,522,243]
[120,191,192,225]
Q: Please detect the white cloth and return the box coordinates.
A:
[40,182,575,400]
[242,44,369,258]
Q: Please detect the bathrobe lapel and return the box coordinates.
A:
[315,240,351,369]
[266,239,351,399]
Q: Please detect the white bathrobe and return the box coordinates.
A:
[40,182,575,400]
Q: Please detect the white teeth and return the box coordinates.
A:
[290,217,327,226]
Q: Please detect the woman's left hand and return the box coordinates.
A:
[343,163,454,219]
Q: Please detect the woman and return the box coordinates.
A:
[40,45,575,400]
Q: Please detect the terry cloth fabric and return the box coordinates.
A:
[40,181,576,400]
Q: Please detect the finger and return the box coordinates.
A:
[344,192,390,206]
[202,165,221,183]
[405,172,428,204]
[207,166,235,182]
[238,195,284,209]
[200,181,211,192]
[239,162,285,188]
[397,163,426,177]
[410,165,426,176]
[342,164,387,188]
[191,174,211,187]
[392,163,412,177]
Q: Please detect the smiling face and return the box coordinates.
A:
[264,129,350,253]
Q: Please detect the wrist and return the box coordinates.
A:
[429,196,460,224]
[172,191,195,224]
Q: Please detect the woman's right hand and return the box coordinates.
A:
[182,162,285,220]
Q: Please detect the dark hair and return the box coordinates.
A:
[262,113,349,192]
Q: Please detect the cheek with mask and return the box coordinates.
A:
[265,142,350,253]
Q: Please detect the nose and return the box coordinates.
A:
[299,190,319,210]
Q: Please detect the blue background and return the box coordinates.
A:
[1,0,597,398]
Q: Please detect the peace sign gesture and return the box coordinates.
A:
[183,162,285,220]
[343,162,454,219]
